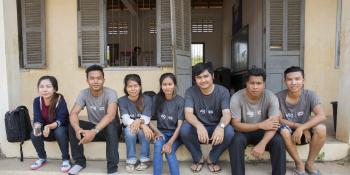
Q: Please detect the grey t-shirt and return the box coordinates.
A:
[152,95,184,131]
[276,89,320,124]
[185,84,230,126]
[118,95,152,123]
[75,87,118,124]
[230,89,280,123]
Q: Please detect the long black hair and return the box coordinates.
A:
[153,73,177,114]
[37,75,62,123]
[123,74,144,112]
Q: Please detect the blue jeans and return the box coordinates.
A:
[31,126,70,160]
[153,130,182,175]
[123,127,150,164]
[180,122,234,163]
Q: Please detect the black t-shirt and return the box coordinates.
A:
[153,95,184,131]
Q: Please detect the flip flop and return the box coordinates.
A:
[293,168,306,175]
[190,160,204,173]
[207,162,222,174]
[305,168,321,175]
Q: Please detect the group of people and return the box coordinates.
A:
[29,62,326,175]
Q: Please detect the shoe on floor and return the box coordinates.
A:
[30,158,47,170]
[60,160,71,173]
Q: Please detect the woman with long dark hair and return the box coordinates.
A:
[30,76,70,172]
[119,74,154,172]
[150,73,184,175]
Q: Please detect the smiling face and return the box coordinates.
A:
[161,77,175,97]
[246,75,265,98]
[126,80,141,99]
[284,71,304,93]
[38,79,55,99]
[86,70,104,92]
[194,70,214,90]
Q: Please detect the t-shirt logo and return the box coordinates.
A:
[297,111,304,117]
[208,110,214,114]
[89,106,97,111]
[161,114,166,119]
[200,109,206,114]
[247,111,254,117]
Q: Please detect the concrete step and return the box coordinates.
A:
[0,158,349,175]
[2,136,349,162]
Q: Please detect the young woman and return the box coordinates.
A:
[151,73,184,175]
[119,74,154,172]
[30,76,71,172]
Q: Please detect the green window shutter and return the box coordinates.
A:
[287,0,303,51]
[78,0,106,67]
[21,0,45,68]
[157,0,173,66]
[269,0,283,51]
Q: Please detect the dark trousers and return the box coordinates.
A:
[69,120,120,173]
[180,122,235,163]
[229,130,286,175]
[31,126,70,160]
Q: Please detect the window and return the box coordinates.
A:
[107,21,128,35]
[78,0,157,67]
[192,19,214,33]
[18,0,46,68]
[191,43,204,66]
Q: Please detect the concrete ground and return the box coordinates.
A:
[0,158,349,175]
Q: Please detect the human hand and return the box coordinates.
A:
[211,127,224,145]
[196,124,209,144]
[259,118,280,131]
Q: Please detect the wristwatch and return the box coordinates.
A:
[219,123,225,129]
[92,127,100,134]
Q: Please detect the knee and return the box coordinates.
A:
[54,127,68,137]
[154,140,164,150]
[280,128,292,139]
[180,122,194,139]
[31,131,41,140]
[313,124,326,138]
[224,125,235,138]
[123,127,136,139]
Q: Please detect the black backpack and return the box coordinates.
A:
[5,106,32,161]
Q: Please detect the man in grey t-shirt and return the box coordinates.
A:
[229,67,286,175]
[180,62,234,173]
[68,65,120,175]
[277,66,326,175]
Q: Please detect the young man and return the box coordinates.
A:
[277,66,326,175]
[180,62,234,173]
[68,65,120,175]
[229,67,286,175]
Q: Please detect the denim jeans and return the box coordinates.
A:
[31,125,70,160]
[69,120,120,174]
[180,122,234,163]
[153,130,182,175]
[123,126,150,164]
[229,130,286,175]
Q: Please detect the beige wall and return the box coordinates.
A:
[304,0,340,115]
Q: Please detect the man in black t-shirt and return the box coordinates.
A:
[180,62,234,173]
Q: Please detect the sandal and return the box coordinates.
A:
[207,162,222,174]
[293,168,306,175]
[190,159,205,173]
[305,168,321,175]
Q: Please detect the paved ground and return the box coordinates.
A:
[0,158,349,174]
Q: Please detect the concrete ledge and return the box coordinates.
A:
[3,136,349,162]
[0,159,350,175]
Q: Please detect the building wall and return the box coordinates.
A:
[304,0,340,114]
[192,8,223,69]
[242,0,263,68]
